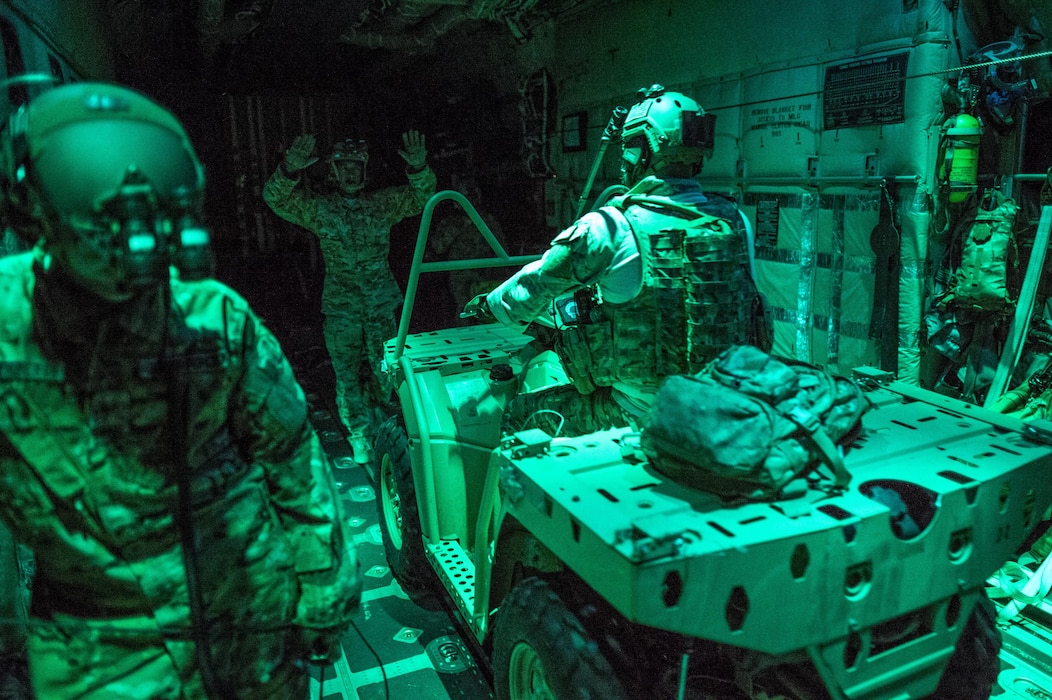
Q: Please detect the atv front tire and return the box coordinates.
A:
[492,576,630,700]
[375,416,438,605]
[930,591,1001,699]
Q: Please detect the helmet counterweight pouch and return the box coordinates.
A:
[640,345,869,500]
[681,111,715,151]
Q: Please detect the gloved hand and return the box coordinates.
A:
[461,292,495,323]
[284,134,319,172]
[398,130,427,172]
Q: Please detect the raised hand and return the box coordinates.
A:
[397,130,427,171]
[284,134,319,172]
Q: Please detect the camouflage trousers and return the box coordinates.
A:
[501,384,638,438]
[323,310,395,438]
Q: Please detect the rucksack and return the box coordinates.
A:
[639,345,869,500]
[923,192,1021,400]
[947,193,1019,313]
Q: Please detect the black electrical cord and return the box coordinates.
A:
[350,618,390,700]
[167,295,232,700]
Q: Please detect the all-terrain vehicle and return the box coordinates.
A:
[374,190,1052,699]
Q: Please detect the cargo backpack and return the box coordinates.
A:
[949,192,1019,313]
[925,190,1021,400]
[639,344,869,500]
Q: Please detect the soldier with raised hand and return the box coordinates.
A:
[0,81,360,699]
[264,129,436,465]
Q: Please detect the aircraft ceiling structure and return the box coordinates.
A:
[103,0,593,90]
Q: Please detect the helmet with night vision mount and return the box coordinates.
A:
[0,81,210,301]
[328,138,368,193]
[620,84,715,185]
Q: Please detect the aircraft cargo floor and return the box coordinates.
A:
[306,396,496,700]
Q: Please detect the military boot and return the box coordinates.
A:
[348,431,372,465]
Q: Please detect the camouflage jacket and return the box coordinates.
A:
[263,166,436,316]
[0,250,359,698]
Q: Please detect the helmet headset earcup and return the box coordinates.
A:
[0,74,62,225]
[0,107,40,240]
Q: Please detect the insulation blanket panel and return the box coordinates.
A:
[693,38,948,380]
[737,188,884,374]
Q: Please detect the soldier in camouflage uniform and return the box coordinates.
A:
[264,131,436,464]
[0,82,360,699]
[466,84,762,437]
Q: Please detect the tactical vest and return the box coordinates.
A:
[557,193,753,392]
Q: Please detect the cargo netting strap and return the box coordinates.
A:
[987,550,1052,623]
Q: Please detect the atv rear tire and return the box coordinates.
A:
[492,576,630,700]
[930,591,1001,699]
[375,416,439,605]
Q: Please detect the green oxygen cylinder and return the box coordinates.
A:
[939,113,982,204]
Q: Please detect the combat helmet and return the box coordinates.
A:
[328,138,368,193]
[620,84,716,185]
[0,81,209,300]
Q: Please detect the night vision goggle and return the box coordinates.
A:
[86,168,213,288]
[328,139,368,163]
